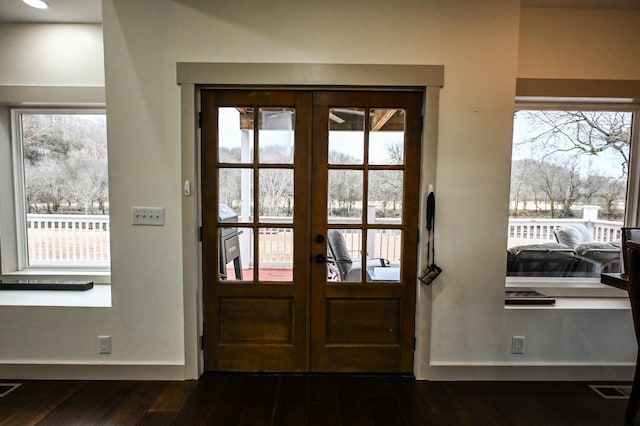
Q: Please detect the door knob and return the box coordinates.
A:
[315,234,325,243]
[315,253,327,263]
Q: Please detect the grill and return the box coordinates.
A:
[219,204,242,280]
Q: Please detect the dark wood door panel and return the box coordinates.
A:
[218,297,294,344]
[325,298,401,345]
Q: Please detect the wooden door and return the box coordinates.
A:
[201,89,422,373]
[309,91,422,372]
[201,90,312,371]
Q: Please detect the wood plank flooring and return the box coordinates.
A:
[0,374,631,425]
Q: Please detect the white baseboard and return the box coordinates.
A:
[0,363,187,380]
[424,362,636,381]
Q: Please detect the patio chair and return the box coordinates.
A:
[327,230,396,282]
[506,242,583,277]
[554,224,620,274]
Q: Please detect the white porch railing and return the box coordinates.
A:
[27,214,110,266]
[251,216,403,268]
[507,206,623,248]
[507,218,622,247]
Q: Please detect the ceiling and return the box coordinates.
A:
[0,0,637,23]
[0,0,102,23]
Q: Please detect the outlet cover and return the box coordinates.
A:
[512,336,526,354]
[99,335,111,354]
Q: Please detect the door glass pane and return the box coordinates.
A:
[259,108,295,164]
[369,108,405,165]
[258,227,293,282]
[259,168,293,223]
[328,108,364,165]
[219,226,252,281]
[328,170,363,223]
[368,170,403,223]
[219,168,253,223]
[219,107,254,163]
[366,229,401,283]
[327,228,362,282]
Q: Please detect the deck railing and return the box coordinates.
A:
[251,216,403,268]
[26,214,110,266]
[508,219,622,247]
[507,205,623,248]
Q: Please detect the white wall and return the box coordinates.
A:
[0,1,638,380]
[518,8,640,79]
[102,0,525,379]
[0,24,103,86]
[0,23,185,379]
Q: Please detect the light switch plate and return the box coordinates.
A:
[131,207,165,226]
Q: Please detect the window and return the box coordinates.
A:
[506,103,638,279]
[2,109,109,272]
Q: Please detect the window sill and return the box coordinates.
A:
[1,269,110,284]
[0,284,111,307]
[506,276,628,298]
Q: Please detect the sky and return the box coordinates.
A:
[511,110,631,179]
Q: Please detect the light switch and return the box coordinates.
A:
[131,207,165,226]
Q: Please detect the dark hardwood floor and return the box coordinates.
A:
[0,374,631,425]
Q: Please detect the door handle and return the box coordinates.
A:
[315,234,325,243]
[315,253,328,263]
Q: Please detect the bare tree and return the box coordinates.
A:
[384,142,404,165]
[510,159,538,216]
[258,169,293,216]
[369,170,402,216]
[511,109,631,219]
[328,169,362,217]
[65,151,108,214]
[518,110,631,169]
[559,158,582,218]
[534,162,565,218]
[598,176,627,219]
[21,113,109,215]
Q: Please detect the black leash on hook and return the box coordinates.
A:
[419,190,442,285]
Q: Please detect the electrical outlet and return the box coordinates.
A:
[131,207,165,226]
[512,336,526,354]
[99,335,111,354]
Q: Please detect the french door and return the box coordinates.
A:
[201,89,422,372]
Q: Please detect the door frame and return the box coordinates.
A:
[178,63,444,379]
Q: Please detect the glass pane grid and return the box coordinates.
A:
[217,104,297,284]
[325,105,406,284]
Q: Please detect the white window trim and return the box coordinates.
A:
[11,108,29,272]
[0,86,111,284]
[7,107,110,275]
[505,98,640,298]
